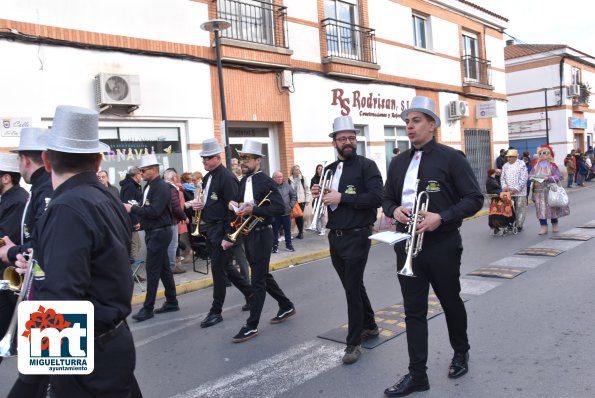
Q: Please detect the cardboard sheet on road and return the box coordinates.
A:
[318,294,446,349]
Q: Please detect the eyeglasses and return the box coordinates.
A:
[538,151,549,155]
[335,136,357,144]
[201,155,216,161]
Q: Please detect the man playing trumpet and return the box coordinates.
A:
[381,96,483,397]
[223,139,295,343]
[191,138,253,329]
[311,115,383,365]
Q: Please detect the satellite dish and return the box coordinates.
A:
[105,76,129,101]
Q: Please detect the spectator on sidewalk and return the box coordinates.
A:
[98,169,120,198]
[164,169,189,274]
[485,169,502,194]
[119,166,144,263]
[272,170,297,253]
[288,164,311,240]
[565,154,575,188]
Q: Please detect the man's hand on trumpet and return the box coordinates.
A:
[311,184,340,206]
[393,207,441,233]
[14,249,32,275]
[0,236,15,263]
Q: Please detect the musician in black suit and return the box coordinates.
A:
[223,139,295,343]
[382,96,483,397]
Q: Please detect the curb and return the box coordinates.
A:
[131,210,490,305]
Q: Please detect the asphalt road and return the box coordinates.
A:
[1,185,594,398]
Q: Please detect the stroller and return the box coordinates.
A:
[487,191,518,235]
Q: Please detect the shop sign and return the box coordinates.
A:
[568,117,587,129]
[331,88,408,119]
[1,117,31,137]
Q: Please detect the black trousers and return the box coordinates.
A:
[244,226,292,328]
[143,228,177,311]
[395,231,469,379]
[328,228,376,346]
[205,223,253,315]
[49,324,141,397]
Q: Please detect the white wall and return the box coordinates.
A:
[287,22,321,63]
[3,0,209,46]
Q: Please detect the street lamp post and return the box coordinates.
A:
[201,19,232,169]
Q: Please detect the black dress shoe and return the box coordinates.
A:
[154,302,180,314]
[131,308,154,322]
[200,313,223,328]
[448,352,469,379]
[296,232,303,239]
[384,374,429,397]
[241,302,251,311]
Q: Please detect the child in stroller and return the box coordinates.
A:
[488,191,518,235]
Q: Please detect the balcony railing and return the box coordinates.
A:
[216,0,288,48]
[462,55,492,87]
[322,18,376,64]
[572,84,591,106]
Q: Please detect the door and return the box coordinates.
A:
[462,33,479,82]
[463,129,491,193]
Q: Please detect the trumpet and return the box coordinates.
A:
[399,180,430,278]
[0,251,35,357]
[191,186,205,237]
[228,191,272,242]
[2,267,23,292]
[308,167,333,233]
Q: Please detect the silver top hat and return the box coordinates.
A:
[0,153,20,173]
[400,96,441,127]
[138,153,160,169]
[330,116,356,137]
[236,139,266,157]
[38,105,110,153]
[10,127,49,153]
[200,138,223,157]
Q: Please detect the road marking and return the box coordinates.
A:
[169,340,344,398]
[530,240,583,250]
[460,278,501,295]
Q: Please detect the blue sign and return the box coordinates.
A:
[569,117,587,129]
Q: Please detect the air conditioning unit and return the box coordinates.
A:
[95,73,141,108]
[567,84,581,98]
[448,100,469,119]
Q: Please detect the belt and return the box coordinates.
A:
[330,226,371,237]
[252,224,272,232]
[146,226,170,232]
[95,320,127,348]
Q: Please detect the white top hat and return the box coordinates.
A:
[330,115,356,137]
[0,153,20,173]
[400,96,441,127]
[237,139,266,157]
[38,105,110,153]
[10,127,49,153]
[138,153,160,168]
[200,138,223,157]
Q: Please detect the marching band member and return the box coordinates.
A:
[11,106,140,397]
[192,138,253,328]
[311,115,383,365]
[125,154,179,322]
[382,96,482,397]
[224,139,295,343]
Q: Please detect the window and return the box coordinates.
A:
[462,32,479,82]
[412,13,431,49]
[218,0,275,46]
[324,0,359,58]
[384,126,409,171]
[571,67,582,84]
[98,127,183,184]
[354,125,367,157]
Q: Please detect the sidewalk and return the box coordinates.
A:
[132,181,591,305]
